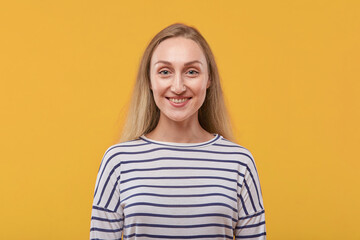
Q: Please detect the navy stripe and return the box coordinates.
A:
[219,138,249,153]
[124,202,237,212]
[123,233,233,239]
[94,154,118,198]
[104,175,121,208]
[220,137,233,142]
[121,192,237,203]
[124,222,233,229]
[117,148,255,160]
[92,205,116,213]
[90,227,123,233]
[96,162,121,205]
[102,140,150,164]
[219,137,232,142]
[121,166,244,177]
[244,180,257,212]
[236,221,265,229]
[213,143,246,149]
[122,156,248,166]
[120,184,237,194]
[91,216,123,222]
[239,194,248,215]
[121,175,238,184]
[126,212,238,222]
[235,232,266,239]
[114,198,121,212]
[106,141,150,152]
[217,138,248,149]
[246,166,263,210]
[239,210,265,220]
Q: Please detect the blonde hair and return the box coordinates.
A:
[119,23,234,142]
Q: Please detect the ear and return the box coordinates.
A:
[206,77,211,89]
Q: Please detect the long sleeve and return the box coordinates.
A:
[90,148,124,240]
[235,151,266,239]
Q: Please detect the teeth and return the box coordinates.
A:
[169,98,189,103]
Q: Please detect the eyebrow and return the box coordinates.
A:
[154,60,203,66]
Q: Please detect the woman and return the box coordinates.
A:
[90,23,266,239]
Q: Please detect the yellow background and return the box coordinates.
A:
[1,0,359,239]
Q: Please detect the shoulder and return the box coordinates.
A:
[98,138,148,168]
[216,136,254,156]
[216,135,256,166]
[103,138,145,155]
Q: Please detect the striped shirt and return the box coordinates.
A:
[90,134,266,239]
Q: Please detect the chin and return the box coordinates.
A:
[163,112,198,123]
[167,116,190,122]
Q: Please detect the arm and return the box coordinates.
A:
[234,152,266,239]
[90,148,123,240]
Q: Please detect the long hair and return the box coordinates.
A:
[119,23,234,142]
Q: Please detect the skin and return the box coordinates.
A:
[145,37,214,143]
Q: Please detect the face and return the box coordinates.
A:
[149,37,210,124]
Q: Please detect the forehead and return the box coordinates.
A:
[151,37,206,65]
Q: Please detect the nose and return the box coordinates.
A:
[171,73,186,94]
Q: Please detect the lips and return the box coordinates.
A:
[167,97,191,103]
[166,97,191,107]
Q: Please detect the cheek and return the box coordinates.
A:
[150,78,168,94]
[150,83,166,101]
[195,80,209,95]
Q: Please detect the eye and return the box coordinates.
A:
[187,69,199,76]
[159,70,170,75]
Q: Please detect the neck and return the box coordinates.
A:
[145,113,214,143]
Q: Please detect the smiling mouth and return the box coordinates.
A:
[166,97,192,103]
